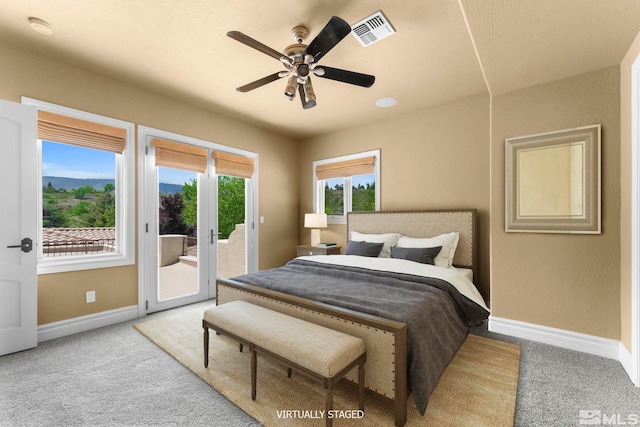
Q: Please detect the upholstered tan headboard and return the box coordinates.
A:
[347,209,477,273]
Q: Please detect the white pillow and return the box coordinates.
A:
[396,232,460,268]
[350,231,400,258]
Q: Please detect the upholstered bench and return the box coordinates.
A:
[203,300,366,427]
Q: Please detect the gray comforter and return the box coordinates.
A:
[231,258,490,415]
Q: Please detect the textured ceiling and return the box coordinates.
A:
[0,0,639,139]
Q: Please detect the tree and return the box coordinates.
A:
[217,175,245,239]
[89,192,116,227]
[43,198,66,227]
[68,193,115,227]
[103,183,115,193]
[159,192,186,235]
[74,185,95,200]
[64,201,91,227]
[352,182,375,211]
[181,179,197,228]
[324,183,344,215]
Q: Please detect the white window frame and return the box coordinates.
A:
[23,97,136,274]
[313,149,380,224]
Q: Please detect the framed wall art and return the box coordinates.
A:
[505,124,601,234]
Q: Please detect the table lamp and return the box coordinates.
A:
[304,213,327,247]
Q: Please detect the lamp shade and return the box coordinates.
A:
[304,213,327,228]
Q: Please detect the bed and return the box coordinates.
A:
[215,209,489,427]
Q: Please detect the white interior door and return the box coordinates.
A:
[0,100,38,356]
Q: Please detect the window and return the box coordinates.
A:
[313,150,380,224]
[23,98,135,274]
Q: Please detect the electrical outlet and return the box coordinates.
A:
[86,291,96,303]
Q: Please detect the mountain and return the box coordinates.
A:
[43,176,183,194]
[159,183,183,194]
[43,176,114,191]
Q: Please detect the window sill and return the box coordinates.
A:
[37,252,134,275]
[327,215,347,225]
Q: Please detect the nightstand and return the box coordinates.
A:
[296,245,341,256]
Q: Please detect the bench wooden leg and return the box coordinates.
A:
[250,344,257,401]
[203,321,209,368]
[358,359,365,411]
[324,379,333,427]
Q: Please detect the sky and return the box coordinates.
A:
[158,167,197,185]
[326,174,375,188]
[42,141,196,185]
[42,141,115,179]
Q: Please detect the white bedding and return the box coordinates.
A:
[297,255,489,312]
[453,266,473,282]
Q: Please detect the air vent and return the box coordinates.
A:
[351,11,395,47]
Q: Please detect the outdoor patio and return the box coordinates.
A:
[158,224,246,301]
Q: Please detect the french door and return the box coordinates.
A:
[139,127,257,314]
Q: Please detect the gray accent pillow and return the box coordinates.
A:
[345,240,384,257]
[391,246,442,265]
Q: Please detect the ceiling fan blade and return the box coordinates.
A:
[227,31,284,61]
[304,16,352,63]
[236,72,283,92]
[315,66,375,88]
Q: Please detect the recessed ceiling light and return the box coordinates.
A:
[376,97,397,108]
[29,17,53,35]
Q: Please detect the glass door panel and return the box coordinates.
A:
[157,167,199,301]
[216,175,246,279]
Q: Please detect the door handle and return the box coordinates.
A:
[210,230,217,245]
[6,237,33,253]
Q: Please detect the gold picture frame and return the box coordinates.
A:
[505,124,601,234]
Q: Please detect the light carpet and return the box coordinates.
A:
[134,307,520,426]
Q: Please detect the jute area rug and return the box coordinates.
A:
[134,307,520,427]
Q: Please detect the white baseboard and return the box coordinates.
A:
[619,342,635,382]
[38,305,139,343]
[489,316,621,360]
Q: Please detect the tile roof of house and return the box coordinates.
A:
[42,227,115,246]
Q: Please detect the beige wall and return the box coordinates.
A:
[298,93,491,298]
[620,31,640,351]
[491,66,621,340]
[0,40,299,324]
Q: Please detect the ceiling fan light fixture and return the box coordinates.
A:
[303,81,316,101]
[376,97,398,108]
[284,75,297,100]
[302,81,317,109]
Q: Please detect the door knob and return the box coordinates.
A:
[6,237,33,253]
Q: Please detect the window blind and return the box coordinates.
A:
[37,110,127,154]
[315,156,375,180]
[151,138,208,174]
[212,151,254,179]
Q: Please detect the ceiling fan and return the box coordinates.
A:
[227,16,375,109]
